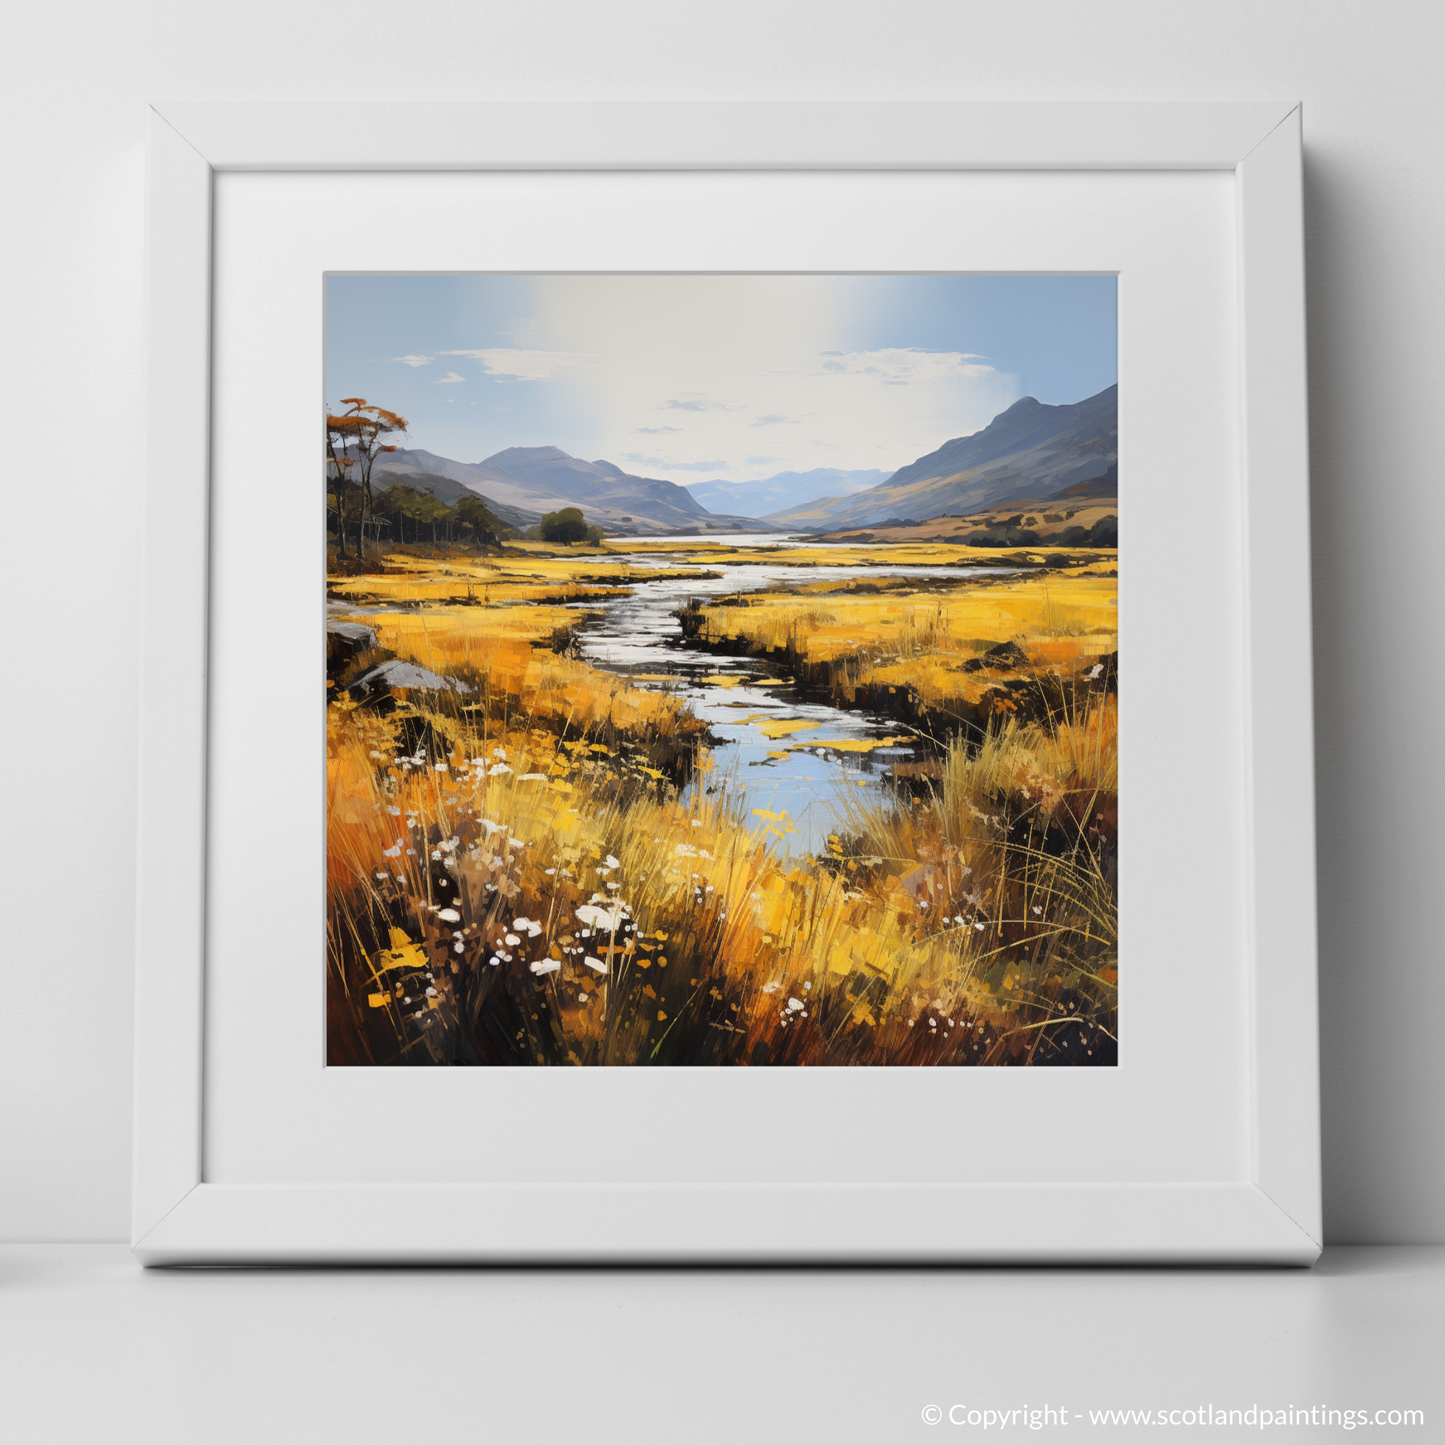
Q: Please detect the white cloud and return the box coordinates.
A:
[811,348,994,383]
[392,354,433,367]
[516,275,1021,483]
[623,453,726,473]
[443,348,598,382]
[435,371,465,384]
[662,398,742,413]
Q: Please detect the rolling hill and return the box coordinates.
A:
[362,450,542,530]
[368,445,779,535]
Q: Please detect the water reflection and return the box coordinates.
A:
[575,548,1020,855]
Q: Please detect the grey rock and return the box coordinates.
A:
[348,659,472,702]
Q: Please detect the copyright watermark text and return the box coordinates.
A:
[917,1403,1424,1430]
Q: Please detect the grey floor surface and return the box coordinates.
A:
[1,1245,1440,1442]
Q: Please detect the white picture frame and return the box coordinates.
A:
[134,101,1319,1265]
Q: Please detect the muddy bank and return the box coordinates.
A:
[675,603,1117,743]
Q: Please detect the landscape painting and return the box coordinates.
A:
[326,274,1118,1067]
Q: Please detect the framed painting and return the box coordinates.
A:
[134,102,1319,1263]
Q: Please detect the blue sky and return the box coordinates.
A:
[325,274,1115,484]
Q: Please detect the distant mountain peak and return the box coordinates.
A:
[481,444,573,468]
[372,441,780,534]
[1000,396,1041,413]
[683,467,892,519]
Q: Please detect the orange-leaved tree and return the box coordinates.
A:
[324,418,359,558]
[325,399,408,558]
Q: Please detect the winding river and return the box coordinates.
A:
[573,536,1023,855]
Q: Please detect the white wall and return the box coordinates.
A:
[2,0,1440,1243]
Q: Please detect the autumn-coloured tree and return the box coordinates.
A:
[323,408,359,557]
[325,398,408,557]
[324,450,358,557]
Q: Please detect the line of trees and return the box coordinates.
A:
[326,477,511,551]
[325,400,606,556]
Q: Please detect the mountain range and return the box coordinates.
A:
[370,447,775,535]
[762,385,1117,529]
[683,468,890,518]
[361,384,1116,535]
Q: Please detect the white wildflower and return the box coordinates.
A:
[528,958,561,976]
[583,955,607,973]
[575,901,626,932]
[437,908,461,923]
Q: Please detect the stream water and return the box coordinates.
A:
[573,537,1023,856]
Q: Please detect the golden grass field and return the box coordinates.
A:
[327,539,1119,1067]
